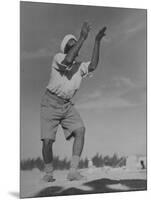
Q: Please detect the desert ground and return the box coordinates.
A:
[20,167,147,198]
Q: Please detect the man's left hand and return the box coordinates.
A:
[95,26,107,42]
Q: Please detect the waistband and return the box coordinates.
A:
[45,89,71,104]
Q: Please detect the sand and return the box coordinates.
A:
[20,167,147,198]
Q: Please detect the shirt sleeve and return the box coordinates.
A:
[80,61,93,78]
[53,53,67,68]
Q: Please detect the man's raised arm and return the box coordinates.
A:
[88,27,107,72]
[62,22,91,66]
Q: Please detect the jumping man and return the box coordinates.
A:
[40,22,107,182]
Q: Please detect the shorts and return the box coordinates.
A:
[40,89,85,141]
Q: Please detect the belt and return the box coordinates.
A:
[45,89,71,104]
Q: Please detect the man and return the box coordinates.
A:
[40,22,106,182]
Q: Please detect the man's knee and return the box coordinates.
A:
[42,138,54,147]
[73,127,85,138]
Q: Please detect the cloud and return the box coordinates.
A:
[76,76,145,110]
[21,48,53,60]
[107,11,146,49]
[111,76,136,89]
[92,76,136,96]
[79,90,103,103]
[124,11,146,34]
[76,96,134,110]
[126,23,145,35]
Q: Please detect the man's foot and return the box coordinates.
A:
[42,173,56,182]
[67,170,86,181]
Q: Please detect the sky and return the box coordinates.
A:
[20,2,147,160]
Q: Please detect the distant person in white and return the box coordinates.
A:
[40,22,107,182]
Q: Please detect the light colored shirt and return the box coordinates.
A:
[46,53,92,99]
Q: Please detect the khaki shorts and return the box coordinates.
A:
[40,89,85,141]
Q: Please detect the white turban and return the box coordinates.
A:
[60,34,77,53]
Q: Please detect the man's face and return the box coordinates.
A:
[67,38,77,48]
[64,38,77,54]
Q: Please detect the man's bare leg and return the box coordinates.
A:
[42,139,55,182]
[67,127,86,181]
[72,127,85,157]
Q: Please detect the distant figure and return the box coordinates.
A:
[40,22,107,182]
[140,160,145,169]
[88,159,95,174]
[138,156,146,170]
[88,159,94,168]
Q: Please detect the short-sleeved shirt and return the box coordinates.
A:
[46,53,92,99]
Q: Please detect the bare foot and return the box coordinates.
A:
[42,173,56,182]
[67,170,86,181]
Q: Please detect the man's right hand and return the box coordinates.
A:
[63,22,90,65]
[80,22,91,40]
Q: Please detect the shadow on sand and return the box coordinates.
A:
[34,178,147,198]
